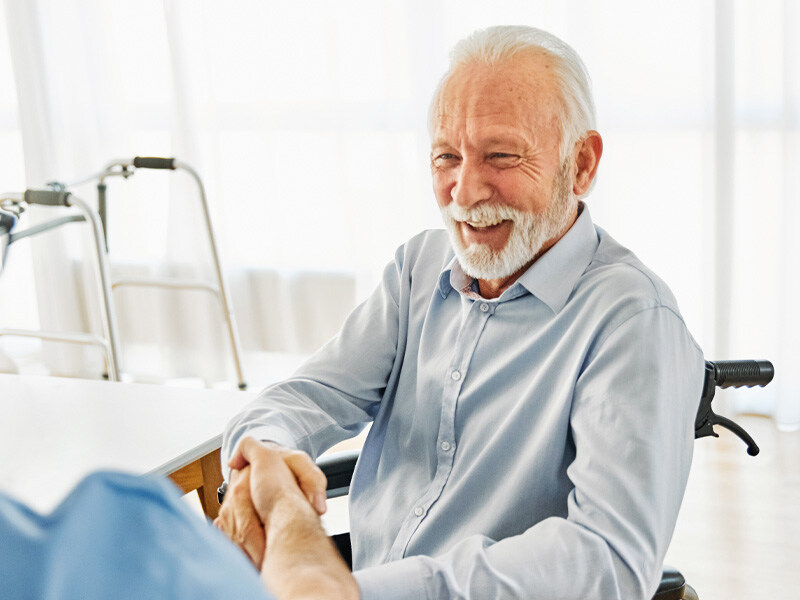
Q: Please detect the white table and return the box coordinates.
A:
[0,374,257,518]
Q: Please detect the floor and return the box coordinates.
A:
[663,415,800,599]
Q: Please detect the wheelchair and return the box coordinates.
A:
[314,359,775,600]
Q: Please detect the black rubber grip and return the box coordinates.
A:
[712,360,774,389]
[317,449,359,492]
[133,156,176,170]
[23,190,71,206]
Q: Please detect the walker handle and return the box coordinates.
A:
[23,190,71,206]
[133,157,176,170]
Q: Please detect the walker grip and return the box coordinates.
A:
[133,157,176,170]
[23,190,71,206]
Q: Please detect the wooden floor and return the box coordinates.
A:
[664,415,800,600]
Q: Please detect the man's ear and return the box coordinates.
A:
[572,131,603,196]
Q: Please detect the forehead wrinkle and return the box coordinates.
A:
[434,51,564,151]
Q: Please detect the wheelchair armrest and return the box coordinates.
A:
[653,565,685,600]
[317,449,359,498]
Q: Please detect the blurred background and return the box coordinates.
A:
[0,0,797,429]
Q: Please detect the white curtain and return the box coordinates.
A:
[0,0,797,428]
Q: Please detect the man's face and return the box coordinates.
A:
[431,51,577,282]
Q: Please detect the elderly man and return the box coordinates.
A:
[218,25,703,599]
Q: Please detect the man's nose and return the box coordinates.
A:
[451,160,491,208]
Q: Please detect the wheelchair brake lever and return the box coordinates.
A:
[697,408,760,456]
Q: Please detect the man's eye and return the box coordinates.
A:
[489,153,521,166]
[432,153,459,167]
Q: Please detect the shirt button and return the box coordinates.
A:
[479,302,489,312]
[414,506,424,517]
[441,441,451,452]
[451,370,461,381]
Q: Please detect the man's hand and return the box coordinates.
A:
[215,439,328,567]
[225,438,360,600]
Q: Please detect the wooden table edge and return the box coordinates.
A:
[150,434,224,519]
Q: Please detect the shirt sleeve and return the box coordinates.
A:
[0,471,272,600]
[222,246,405,468]
[354,305,704,600]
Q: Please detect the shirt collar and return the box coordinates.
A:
[436,202,599,312]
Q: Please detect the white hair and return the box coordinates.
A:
[430,25,596,166]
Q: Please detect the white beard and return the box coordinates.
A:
[441,165,575,281]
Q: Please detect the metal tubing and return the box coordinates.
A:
[8,215,85,244]
[0,328,111,350]
[111,277,220,295]
[65,195,121,381]
[61,159,134,189]
[97,182,107,250]
[174,160,246,389]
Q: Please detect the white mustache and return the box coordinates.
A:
[443,202,522,224]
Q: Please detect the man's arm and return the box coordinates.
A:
[222,244,407,468]
[217,245,409,566]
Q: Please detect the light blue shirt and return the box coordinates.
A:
[0,471,271,600]
[224,204,704,600]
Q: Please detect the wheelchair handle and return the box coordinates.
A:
[696,359,775,456]
[711,360,774,389]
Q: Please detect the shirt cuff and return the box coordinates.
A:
[354,557,430,600]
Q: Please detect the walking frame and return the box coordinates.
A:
[0,157,246,389]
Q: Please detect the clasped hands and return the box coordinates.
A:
[214,438,358,600]
[214,438,328,566]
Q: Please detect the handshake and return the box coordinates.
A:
[215,438,359,600]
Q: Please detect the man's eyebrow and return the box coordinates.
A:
[430,138,454,151]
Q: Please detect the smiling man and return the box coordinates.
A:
[219,25,704,600]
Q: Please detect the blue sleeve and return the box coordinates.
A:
[0,471,272,600]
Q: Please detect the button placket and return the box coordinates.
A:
[391,293,496,560]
